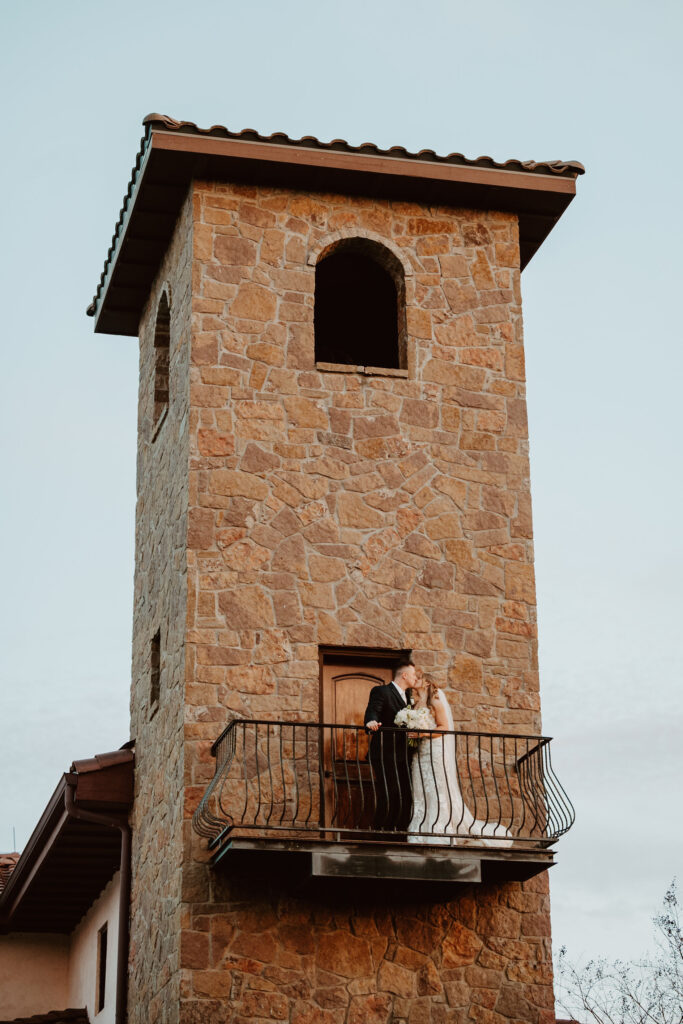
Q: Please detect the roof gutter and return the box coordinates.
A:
[64,780,131,1024]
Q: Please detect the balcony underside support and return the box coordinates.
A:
[212,838,555,889]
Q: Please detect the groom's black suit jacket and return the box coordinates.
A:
[364,683,410,763]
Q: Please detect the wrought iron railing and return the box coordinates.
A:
[192,719,574,849]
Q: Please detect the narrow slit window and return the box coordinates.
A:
[150,629,161,715]
[153,291,170,430]
[314,239,406,370]
[96,922,108,1014]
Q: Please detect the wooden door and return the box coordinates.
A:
[321,662,393,831]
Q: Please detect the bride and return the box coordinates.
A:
[406,673,512,847]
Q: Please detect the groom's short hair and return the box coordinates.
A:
[393,658,414,681]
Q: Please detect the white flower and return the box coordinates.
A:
[394,707,434,730]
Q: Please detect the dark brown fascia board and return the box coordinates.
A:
[153,128,578,196]
[0,775,69,925]
[90,126,579,337]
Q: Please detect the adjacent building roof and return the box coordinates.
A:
[1,1011,90,1024]
[0,854,20,895]
[88,113,584,336]
[0,749,133,934]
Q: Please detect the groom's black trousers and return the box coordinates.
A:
[364,682,414,834]
[369,733,413,833]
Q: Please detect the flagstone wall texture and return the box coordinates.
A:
[128,192,193,1023]
[130,179,556,1023]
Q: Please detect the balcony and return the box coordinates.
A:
[192,720,574,887]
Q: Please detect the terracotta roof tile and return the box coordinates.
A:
[0,852,20,894]
[143,112,585,178]
[71,748,134,774]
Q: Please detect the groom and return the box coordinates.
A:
[364,659,416,834]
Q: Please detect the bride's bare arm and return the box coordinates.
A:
[431,689,449,730]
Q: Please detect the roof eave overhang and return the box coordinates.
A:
[0,753,133,934]
[90,127,579,337]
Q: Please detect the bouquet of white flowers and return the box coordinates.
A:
[394,705,434,745]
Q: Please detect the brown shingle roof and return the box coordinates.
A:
[88,113,584,336]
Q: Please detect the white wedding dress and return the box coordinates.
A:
[407,691,512,847]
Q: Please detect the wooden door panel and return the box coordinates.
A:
[323,664,393,725]
[322,662,393,830]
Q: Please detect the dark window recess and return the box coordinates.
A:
[314,239,405,369]
[96,922,108,1013]
[153,291,170,428]
[150,630,161,712]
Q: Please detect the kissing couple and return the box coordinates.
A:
[363,658,512,846]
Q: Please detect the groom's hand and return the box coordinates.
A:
[366,720,380,731]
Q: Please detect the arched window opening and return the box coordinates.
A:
[153,291,170,429]
[314,239,405,370]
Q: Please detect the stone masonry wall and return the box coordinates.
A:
[181,873,553,1024]
[129,190,193,1023]
[176,182,554,1023]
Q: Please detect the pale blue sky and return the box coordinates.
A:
[1,0,681,963]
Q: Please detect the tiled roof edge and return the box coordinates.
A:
[71,748,135,774]
[0,852,20,895]
[144,113,586,178]
[86,125,152,318]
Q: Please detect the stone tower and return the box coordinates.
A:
[89,114,582,1024]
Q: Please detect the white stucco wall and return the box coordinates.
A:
[0,933,69,1018]
[0,871,120,1021]
[68,871,120,1024]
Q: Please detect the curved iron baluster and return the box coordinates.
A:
[367,726,378,829]
[526,740,546,837]
[379,731,390,831]
[192,720,238,840]
[278,724,287,826]
[304,725,314,826]
[516,739,542,836]
[415,728,428,835]
[239,721,249,828]
[341,728,352,829]
[465,733,477,836]
[291,725,300,824]
[427,731,440,836]
[318,724,327,830]
[543,742,576,837]
[355,726,365,828]
[329,726,340,827]
[478,733,491,833]
[263,724,274,826]
[441,728,455,841]
[453,732,466,835]
[516,737,529,836]
[488,735,503,839]
[501,736,515,838]
[391,728,402,834]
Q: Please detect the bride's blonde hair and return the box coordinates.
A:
[407,672,438,709]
